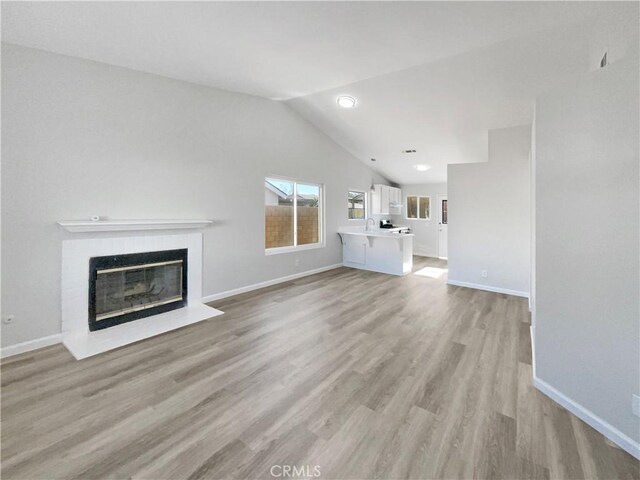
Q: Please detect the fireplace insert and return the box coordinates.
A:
[88,249,188,331]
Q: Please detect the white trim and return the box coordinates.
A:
[447,279,529,298]
[2,264,343,359]
[530,325,536,378]
[405,195,432,221]
[264,177,325,255]
[342,263,411,277]
[413,251,438,258]
[202,263,343,303]
[57,219,212,233]
[1,334,62,358]
[265,242,326,255]
[437,194,448,260]
[534,376,640,460]
[347,188,368,220]
[293,181,298,249]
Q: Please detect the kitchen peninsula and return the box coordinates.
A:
[337,226,414,275]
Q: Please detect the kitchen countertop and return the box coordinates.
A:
[337,227,414,238]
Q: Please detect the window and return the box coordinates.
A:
[406,195,431,220]
[348,190,366,219]
[441,199,448,224]
[265,177,323,253]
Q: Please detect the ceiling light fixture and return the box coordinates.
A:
[414,164,430,171]
[337,96,356,108]
[370,160,376,191]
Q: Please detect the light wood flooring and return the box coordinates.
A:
[1,257,638,479]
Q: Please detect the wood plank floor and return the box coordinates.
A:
[2,257,638,479]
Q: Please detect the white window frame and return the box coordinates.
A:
[347,189,367,221]
[265,176,325,255]
[406,195,431,221]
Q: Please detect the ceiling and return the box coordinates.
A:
[2,1,635,184]
[287,25,592,184]
[0,2,609,100]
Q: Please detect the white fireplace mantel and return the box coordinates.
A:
[57,219,213,233]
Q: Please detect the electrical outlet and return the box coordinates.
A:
[3,315,15,325]
[633,394,640,418]
[481,270,488,278]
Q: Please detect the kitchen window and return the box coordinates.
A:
[348,190,366,219]
[265,177,324,254]
[406,195,431,220]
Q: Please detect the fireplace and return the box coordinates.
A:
[88,249,188,331]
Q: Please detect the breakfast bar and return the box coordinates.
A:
[337,227,414,276]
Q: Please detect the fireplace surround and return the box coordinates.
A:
[61,233,223,359]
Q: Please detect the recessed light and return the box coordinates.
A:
[337,96,356,108]
[414,164,430,171]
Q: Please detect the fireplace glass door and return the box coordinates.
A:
[89,249,188,331]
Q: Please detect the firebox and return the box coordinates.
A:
[88,249,188,331]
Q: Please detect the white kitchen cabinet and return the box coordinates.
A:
[372,184,399,215]
[338,227,414,276]
[343,236,367,264]
[380,186,390,215]
[371,184,387,215]
[389,187,402,215]
[371,186,379,214]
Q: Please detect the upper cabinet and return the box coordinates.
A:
[372,185,388,215]
[389,187,402,215]
[371,184,402,215]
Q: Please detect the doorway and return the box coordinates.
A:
[438,195,448,259]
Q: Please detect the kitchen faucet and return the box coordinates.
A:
[365,217,375,232]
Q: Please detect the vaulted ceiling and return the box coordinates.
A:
[3,1,636,183]
[287,24,592,184]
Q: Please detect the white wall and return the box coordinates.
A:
[530,113,537,323]
[395,183,447,258]
[447,126,531,296]
[0,44,389,348]
[534,57,639,447]
[588,4,640,71]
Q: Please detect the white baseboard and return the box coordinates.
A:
[530,325,536,378]
[534,376,640,460]
[413,250,437,258]
[201,263,343,303]
[447,279,529,298]
[1,334,62,359]
[1,264,344,359]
